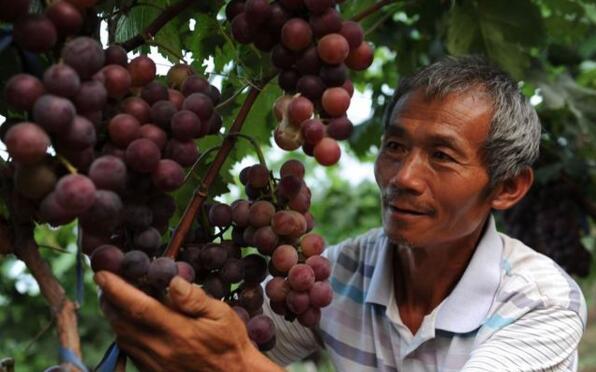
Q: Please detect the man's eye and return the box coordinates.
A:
[432,151,454,161]
[384,141,406,152]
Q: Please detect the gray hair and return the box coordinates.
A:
[384,55,541,188]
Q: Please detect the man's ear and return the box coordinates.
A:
[490,168,534,210]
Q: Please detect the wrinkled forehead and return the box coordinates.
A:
[387,86,494,128]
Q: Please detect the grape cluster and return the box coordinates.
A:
[2,0,96,53]
[2,37,222,257]
[226,0,373,166]
[503,179,592,277]
[170,159,332,349]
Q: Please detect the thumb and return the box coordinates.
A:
[168,276,227,319]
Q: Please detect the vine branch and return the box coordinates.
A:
[12,224,82,371]
[164,80,272,258]
[120,0,194,52]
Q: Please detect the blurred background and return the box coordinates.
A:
[1,0,595,370]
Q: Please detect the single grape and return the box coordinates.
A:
[89,155,127,192]
[286,290,310,314]
[278,69,299,93]
[232,305,250,324]
[309,281,332,308]
[267,2,290,33]
[4,74,45,111]
[180,75,210,97]
[13,15,57,53]
[122,202,153,231]
[248,200,276,228]
[247,164,270,189]
[297,306,321,327]
[300,233,325,257]
[295,46,321,75]
[309,8,342,38]
[4,123,50,165]
[14,162,56,200]
[167,64,194,89]
[138,99,170,130]
[253,226,279,255]
[243,254,267,284]
[317,34,350,65]
[271,244,299,273]
[304,0,332,14]
[247,314,275,347]
[320,63,348,87]
[276,175,302,201]
[200,243,228,271]
[296,75,325,101]
[147,257,178,291]
[287,96,314,127]
[271,210,307,238]
[108,113,141,147]
[62,36,105,79]
[139,124,168,150]
[288,185,311,213]
[121,250,151,284]
[301,118,325,145]
[176,261,196,283]
[33,94,75,134]
[60,115,96,150]
[141,81,169,105]
[170,110,202,139]
[133,227,162,254]
[152,159,184,192]
[238,285,264,313]
[280,159,305,179]
[73,81,107,113]
[244,0,271,26]
[95,64,131,98]
[314,137,341,166]
[43,64,80,98]
[321,87,351,117]
[121,97,151,124]
[327,116,353,140]
[287,264,315,291]
[128,55,156,87]
[39,191,77,226]
[45,1,83,36]
[165,139,199,167]
[231,13,254,44]
[265,277,291,303]
[231,199,250,228]
[271,45,296,70]
[281,18,312,51]
[206,113,223,135]
[208,203,233,227]
[220,258,245,284]
[340,21,364,49]
[54,174,96,214]
[104,45,128,66]
[168,88,185,110]
[90,244,123,274]
[202,274,229,299]
[182,93,213,121]
[345,42,374,71]
[125,138,161,173]
[78,190,123,234]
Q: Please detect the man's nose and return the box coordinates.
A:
[389,150,426,196]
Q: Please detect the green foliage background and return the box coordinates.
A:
[1,0,595,370]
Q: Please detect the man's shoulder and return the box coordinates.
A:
[322,227,386,265]
[495,232,587,325]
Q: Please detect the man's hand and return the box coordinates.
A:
[95,271,283,372]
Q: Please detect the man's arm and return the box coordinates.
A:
[95,271,284,372]
[462,307,584,371]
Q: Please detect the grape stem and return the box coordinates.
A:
[57,155,78,174]
[120,0,194,51]
[145,40,186,63]
[164,76,274,258]
[183,145,222,183]
[351,0,397,22]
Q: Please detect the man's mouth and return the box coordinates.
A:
[389,205,427,215]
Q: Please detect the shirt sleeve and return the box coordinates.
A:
[461,307,584,371]
[262,295,321,366]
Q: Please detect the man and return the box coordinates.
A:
[95,56,587,371]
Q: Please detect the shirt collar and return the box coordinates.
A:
[364,215,503,333]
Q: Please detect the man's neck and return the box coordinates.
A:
[393,217,489,335]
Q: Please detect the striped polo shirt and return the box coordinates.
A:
[264,216,588,371]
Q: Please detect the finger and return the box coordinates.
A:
[94,271,171,328]
[168,276,228,319]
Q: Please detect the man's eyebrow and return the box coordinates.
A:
[384,125,468,157]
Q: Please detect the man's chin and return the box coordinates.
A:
[383,224,416,247]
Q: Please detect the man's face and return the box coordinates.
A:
[375,87,495,249]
